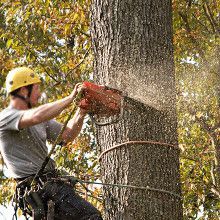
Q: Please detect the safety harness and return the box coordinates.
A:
[13,171,79,220]
[13,175,43,220]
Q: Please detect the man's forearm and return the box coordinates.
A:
[19,96,73,128]
[34,96,73,122]
[62,108,86,142]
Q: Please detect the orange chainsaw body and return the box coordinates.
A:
[79,81,122,116]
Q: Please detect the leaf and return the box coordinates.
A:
[6,39,13,48]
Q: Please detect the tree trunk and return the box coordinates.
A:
[215,46,220,188]
[213,136,220,190]
[91,0,183,219]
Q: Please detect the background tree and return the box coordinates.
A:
[173,0,220,218]
[90,0,182,219]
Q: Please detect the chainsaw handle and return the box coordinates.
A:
[89,96,125,126]
[103,85,122,95]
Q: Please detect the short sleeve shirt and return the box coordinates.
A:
[0,106,62,178]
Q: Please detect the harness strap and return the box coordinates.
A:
[13,171,57,220]
[13,85,33,109]
[13,171,80,220]
[25,191,45,220]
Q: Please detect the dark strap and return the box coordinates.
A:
[15,174,35,182]
[15,170,59,187]
[25,191,45,220]
[14,171,58,220]
[13,84,33,109]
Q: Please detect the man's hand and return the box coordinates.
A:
[69,83,85,101]
[78,106,88,117]
[70,83,89,117]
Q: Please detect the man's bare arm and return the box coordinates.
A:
[62,108,87,143]
[18,84,81,129]
[19,96,73,129]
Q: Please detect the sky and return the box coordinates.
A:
[0,204,26,220]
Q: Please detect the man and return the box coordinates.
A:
[0,67,102,219]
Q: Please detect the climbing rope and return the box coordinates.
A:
[80,180,182,199]
[98,140,180,161]
[86,140,182,201]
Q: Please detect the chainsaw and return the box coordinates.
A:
[79,81,124,126]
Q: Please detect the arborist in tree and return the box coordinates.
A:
[0,67,103,220]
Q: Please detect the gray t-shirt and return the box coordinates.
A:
[0,106,62,178]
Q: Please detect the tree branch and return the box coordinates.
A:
[66,46,91,78]
[211,187,220,199]
[203,3,218,34]
[15,36,59,82]
[192,13,212,34]
[188,109,220,190]
[178,11,207,60]
[211,161,217,187]
[205,3,220,34]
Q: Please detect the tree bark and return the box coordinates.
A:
[91,0,183,219]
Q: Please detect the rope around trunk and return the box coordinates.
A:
[95,141,181,199]
[98,140,180,161]
[81,180,182,199]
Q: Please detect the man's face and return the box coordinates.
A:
[30,83,41,106]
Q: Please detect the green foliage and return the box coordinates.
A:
[174,0,220,218]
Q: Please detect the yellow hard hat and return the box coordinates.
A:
[6,67,41,94]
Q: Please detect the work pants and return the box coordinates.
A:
[37,179,103,220]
